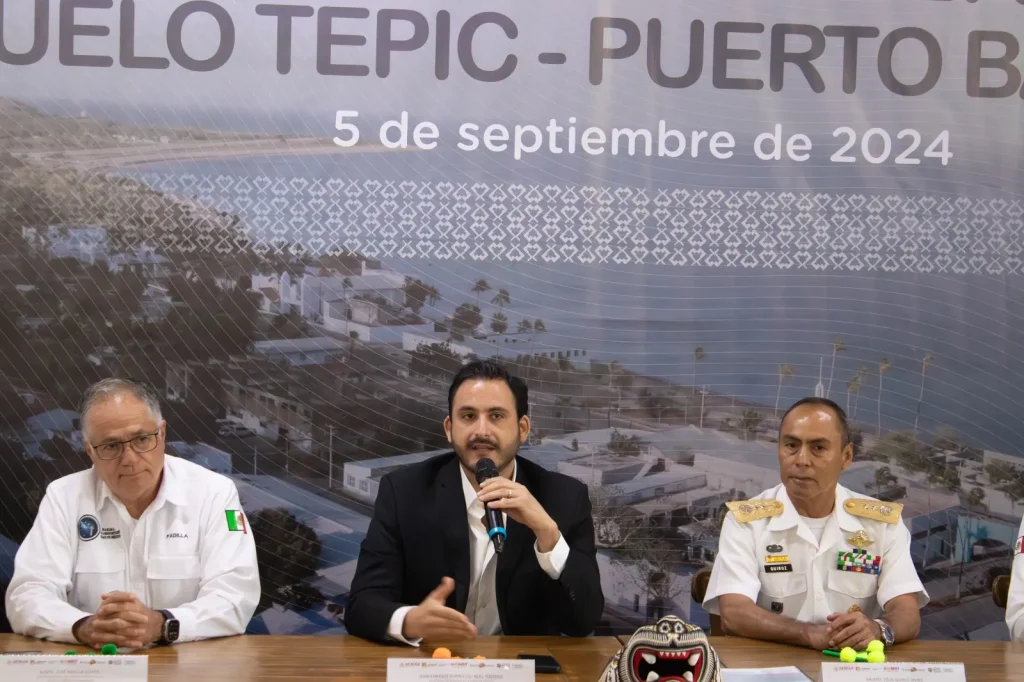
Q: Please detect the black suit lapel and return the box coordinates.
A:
[437,456,471,613]
[497,457,533,632]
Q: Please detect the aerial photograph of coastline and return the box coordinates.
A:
[1,0,1023,643]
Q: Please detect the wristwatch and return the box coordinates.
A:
[157,609,180,645]
[874,618,894,646]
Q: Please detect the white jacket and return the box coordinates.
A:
[5,455,260,643]
[704,483,927,622]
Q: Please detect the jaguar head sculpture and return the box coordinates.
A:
[600,615,721,682]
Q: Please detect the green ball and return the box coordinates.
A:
[64,651,77,656]
[100,644,117,656]
[867,650,886,663]
[840,647,857,663]
[866,640,884,653]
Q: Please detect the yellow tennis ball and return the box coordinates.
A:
[866,640,884,653]
[840,647,857,663]
[867,651,886,663]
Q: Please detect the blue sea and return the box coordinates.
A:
[123,146,1024,455]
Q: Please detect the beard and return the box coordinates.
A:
[453,435,521,478]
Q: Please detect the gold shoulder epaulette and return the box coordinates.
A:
[726,499,784,523]
[843,498,903,524]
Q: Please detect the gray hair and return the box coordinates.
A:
[79,378,163,435]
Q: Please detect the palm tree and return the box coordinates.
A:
[471,279,490,302]
[425,284,440,306]
[846,371,863,417]
[692,346,705,396]
[517,318,533,334]
[775,364,795,416]
[490,312,508,335]
[914,353,935,436]
[827,336,845,399]
[876,357,891,436]
[534,319,546,333]
[491,288,511,311]
[852,366,868,419]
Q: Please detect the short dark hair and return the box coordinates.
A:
[448,360,529,419]
[779,397,850,448]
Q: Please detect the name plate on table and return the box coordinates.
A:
[822,662,966,682]
[0,654,148,682]
[388,658,534,682]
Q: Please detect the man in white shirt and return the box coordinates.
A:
[1004,519,1024,641]
[5,378,260,648]
[345,360,604,644]
[703,397,927,651]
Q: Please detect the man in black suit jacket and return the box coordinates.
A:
[345,360,604,644]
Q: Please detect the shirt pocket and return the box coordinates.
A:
[72,552,125,614]
[827,571,880,617]
[147,555,202,610]
[757,571,808,618]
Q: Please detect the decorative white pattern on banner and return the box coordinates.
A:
[118,173,1024,276]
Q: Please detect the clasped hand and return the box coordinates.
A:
[815,611,881,651]
[73,592,164,649]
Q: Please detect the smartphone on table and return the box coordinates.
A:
[516,653,562,674]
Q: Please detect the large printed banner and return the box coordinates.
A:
[0,1,1022,638]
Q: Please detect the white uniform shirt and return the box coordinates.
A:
[1004,517,1024,641]
[387,460,570,644]
[5,455,260,644]
[704,483,928,622]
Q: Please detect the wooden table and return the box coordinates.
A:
[617,634,1024,681]
[0,634,623,681]
[6,633,1024,680]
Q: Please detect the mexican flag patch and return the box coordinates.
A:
[225,510,247,534]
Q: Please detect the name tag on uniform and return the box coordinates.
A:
[837,549,881,575]
[764,563,793,573]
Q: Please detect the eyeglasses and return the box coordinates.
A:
[89,432,161,461]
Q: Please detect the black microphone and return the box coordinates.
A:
[475,458,506,554]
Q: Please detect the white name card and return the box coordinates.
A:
[822,661,966,682]
[0,654,148,682]
[387,657,535,682]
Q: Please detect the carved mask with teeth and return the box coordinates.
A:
[599,615,722,682]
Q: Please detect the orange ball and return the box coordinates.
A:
[432,647,452,659]
[473,656,486,660]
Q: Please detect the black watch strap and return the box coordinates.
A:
[157,609,178,645]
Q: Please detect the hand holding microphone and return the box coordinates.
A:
[475,458,562,553]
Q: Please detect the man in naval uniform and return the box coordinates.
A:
[703,397,927,651]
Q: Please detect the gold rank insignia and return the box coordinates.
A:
[843,498,902,524]
[726,499,784,523]
[846,529,873,549]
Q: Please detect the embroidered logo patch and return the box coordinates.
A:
[78,515,99,542]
